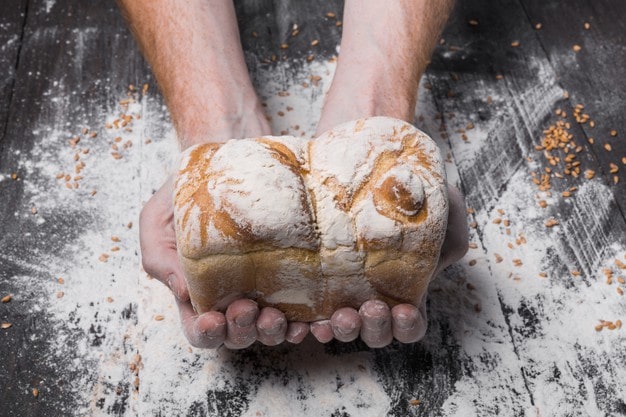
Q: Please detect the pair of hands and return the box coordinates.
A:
[139,174,468,349]
[123,0,464,350]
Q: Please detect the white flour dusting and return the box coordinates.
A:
[45,0,56,13]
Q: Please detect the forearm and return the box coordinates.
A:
[318,0,454,132]
[117,0,268,147]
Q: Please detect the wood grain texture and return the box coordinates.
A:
[0,0,625,416]
[0,0,28,156]
[236,0,344,62]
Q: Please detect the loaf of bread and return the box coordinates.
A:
[173,117,448,321]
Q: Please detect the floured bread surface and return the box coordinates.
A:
[174,117,448,321]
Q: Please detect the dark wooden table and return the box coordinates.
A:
[1,1,625,416]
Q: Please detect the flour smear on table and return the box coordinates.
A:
[5,55,625,416]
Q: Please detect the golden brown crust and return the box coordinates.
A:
[180,253,256,313]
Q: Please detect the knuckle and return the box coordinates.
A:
[140,253,154,271]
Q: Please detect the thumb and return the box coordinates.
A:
[139,178,190,301]
[141,245,190,302]
[436,184,469,275]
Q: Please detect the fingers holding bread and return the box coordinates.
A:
[173,117,449,345]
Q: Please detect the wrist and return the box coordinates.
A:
[316,60,419,135]
[174,92,271,149]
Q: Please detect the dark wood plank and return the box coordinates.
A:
[519,0,626,212]
[428,0,626,415]
[0,0,27,150]
[237,0,344,65]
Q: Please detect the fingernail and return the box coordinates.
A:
[334,319,356,335]
[262,323,284,335]
[264,316,287,334]
[395,316,414,330]
[360,300,388,317]
[234,312,255,327]
[363,316,389,330]
[334,326,352,336]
